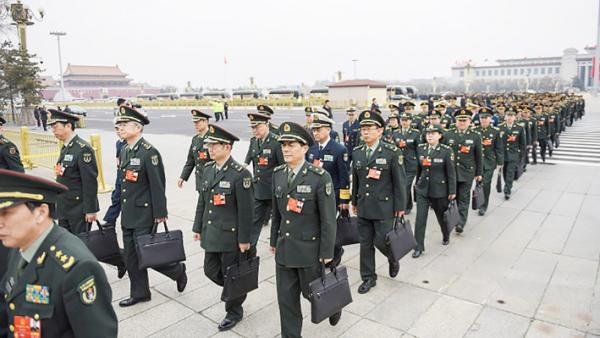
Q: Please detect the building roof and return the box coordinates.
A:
[328,79,387,88]
[63,64,128,77]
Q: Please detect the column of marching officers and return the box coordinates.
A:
[0,92,585,337]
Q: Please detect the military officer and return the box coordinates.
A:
[177,109,212,192]
[444,109,483,233]
[244,112,285,246]
[115,106,188,307]
[473,109,503,216]
[494,103,507,126]
[48,109,99,235]
[257,104,280,136]
[342,107,360,160]
[547,105,561,157]
[413,125,456,258]
[519,106,537,167]
[306,113,350,266]
[192,124,254,331]
[303,106,315,133]
[533,103,550,163]
[436,101,454,130]
[383,108,400,143]
[351,110,406,294]
[0,169,117,337]
[499,109,526,199]
[446,96,459,116]
[467,103,482,127]
[270,122,339,337]
[416,101,430,130]
[0,117,24,172]
[391,112,421,214]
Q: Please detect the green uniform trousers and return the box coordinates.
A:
[405,170,417,212]
[481,167,495,211]
[456,181,473,227]
[357,217,394,281]
[414,195,449,251]
[502,161,518,194]
[275,263,320,338]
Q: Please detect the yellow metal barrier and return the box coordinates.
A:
[3,127,111,194]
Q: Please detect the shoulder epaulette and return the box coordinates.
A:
[231,161,244,172]
[353,144,365,151]
[411,128,420,133]
[383,143,398,152]
[142,141,152,150]
[49,245,77,271]
[440,144,451,149]
[0,137,6,145]
[307,164,325,176]
[418,143,428,148]
[274,164,287,172]
[77,140,87,148]
[204,160,215,167]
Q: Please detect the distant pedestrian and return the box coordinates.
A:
[40,106,48,131]
[370,98,379,112]
[33,105,41,128]
[224,100,229,120]
[322,99,333,118]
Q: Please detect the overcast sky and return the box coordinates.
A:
[2,0,597,89]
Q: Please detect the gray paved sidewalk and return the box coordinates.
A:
[22,94,600,337]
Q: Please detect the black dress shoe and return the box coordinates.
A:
[442,240,449,245]
[177,263,188,293]
[329,311,342,326]
[478,208,486,216]
[119,296,151,307]
[357,279,376,294]
[412,250,422,258]
[218,317,240,331]
[504,193,510,200]
[389,261,400,278]
[117,264,127,279]
[455,225,464,233]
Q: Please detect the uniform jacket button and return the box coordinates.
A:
[123,198,127,202]
[285,232,290,236]
[366,192,370,196]
[144,203,148,207]
[286,220,290,224]
[9,303,14,310]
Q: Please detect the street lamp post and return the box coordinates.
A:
[50,31,66,101]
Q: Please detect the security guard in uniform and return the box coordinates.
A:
[115,106,188,307]
[48,109,99,235]
[193,124,253,331]
[178,109,212,192]
[244,111,285,245]
[499,109,526,199]
[444,109,483,233]
[351,111,406,294]
[473,108,503,216]
[413,125,456,258]
[0,169,117,338]
[270,122,338,337]
[391,112,420,213]
[342,107,360,160]
[306,113,350,266]
[0,117,24,172]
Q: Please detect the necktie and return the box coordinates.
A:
[319,145,323,152]
[15,256,27,280]
[366,148,372,161]
[288,169,295,186]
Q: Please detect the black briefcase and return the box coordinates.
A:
[385,216,417,262]
[136,222,186,269]
[77,221,121,261]
[308,264,353,324]
[471,183,485,210]
[335,211,360,246]
[221,253,260,302]
[444,200,460,232]
[514,160,524,180]
[496,169,503,193]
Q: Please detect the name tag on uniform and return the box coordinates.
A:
[263,149,271,155]
[219,181,231,189]
[323,154,333,162]
[407,139,414,143]
[433,158,444,163]
[64,154,73,162]
[130,158,140,165]
[297,185,312,193]
[375,158,387,165]
[465,139,474,144]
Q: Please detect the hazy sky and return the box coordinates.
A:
[2,0,597,89]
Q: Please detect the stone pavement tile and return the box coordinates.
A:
[489,249,558,317]
[584,265,600,335]
[339,318,405,338]
[407,295,482,338]
[524,320,586,338]
[406,253,473,292]
[174,279,224,312]
[550,192,585,217]
[301,310,361,338]
[498,188,540,211]
[586,333,600,338]
[536,255,597,331]
[110,278,134,301]
[494,210,546,249]
[114,292,170,321]
[528,214,576,254]
[525,190,563,214]
[209,330,244,338]
[148,268,174,287]
[464,306,530,338]
[118,300,195,338]
[146,313,219,338]
[201,281,277,323]
[153,267,211,299]
[564,176,591,194]
[445,243,522,304]
[258,256,277,282]
[563,195,600,260]
[345,277,402,316]
[229,302,281,338]
[365,283,440,331]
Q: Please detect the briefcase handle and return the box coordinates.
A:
[319,262,341,286]
[84,220,105,233]
[392,216,407,231]
[150,221,170,236]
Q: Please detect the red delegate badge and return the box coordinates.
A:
[367,168,381,180]
[286,198,304,213]
[312,159,323,167]
[398,139,407,148]
[482,139,492,146]
[14,315,41,338]
[507,135,517,142]
[459,145,471,154]
[258,157,268,166]
[213,194,226,206]
[421,158,432,167]
[198,151,207,160]
[125,170,138,182]
[54,164,64,176]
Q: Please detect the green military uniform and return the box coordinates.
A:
[534,104,550,163]
[270,122,337,338]
[0,118,25,172]
[391,117,420,212]
[193,124,254,329]
[414,125,456,254]
[116,106,186,302]
[245,112,285,245]
[351,111,406,286]
[547,109,560,156]
[499,119,526,198]
[473,119,503,214]
[48,110,99,235]
[519,109,537,166]
[443,109,483,231]
[179,109,212,192]
[440,114,453,130]
[0,169,117,338]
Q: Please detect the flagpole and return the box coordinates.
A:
[224,55,228,95]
